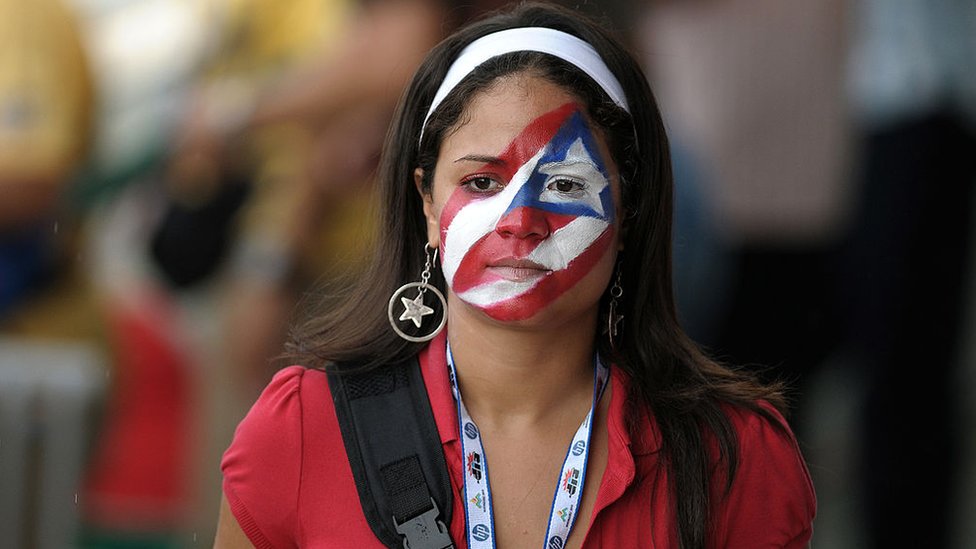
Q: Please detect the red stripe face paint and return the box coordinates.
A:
[439,102,618,322]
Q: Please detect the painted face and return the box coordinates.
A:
[437,101,617,322]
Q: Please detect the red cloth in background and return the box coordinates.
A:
[82,292,191,529]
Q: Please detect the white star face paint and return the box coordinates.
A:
[434,100,619,322]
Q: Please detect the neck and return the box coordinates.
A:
[446,303,598,430]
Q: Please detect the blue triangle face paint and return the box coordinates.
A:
[501,109,615,224]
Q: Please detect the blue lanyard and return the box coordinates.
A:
[446,343,610,549]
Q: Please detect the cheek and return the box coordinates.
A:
[437,187,477,287]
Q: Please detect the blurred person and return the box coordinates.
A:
[0,0,94,328]
[215,3,815,547]
[71,0,224,539]
[103,0,370,543]
[842,1,976,547]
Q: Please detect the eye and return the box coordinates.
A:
[462,175,502,193]
[547,178,586,196]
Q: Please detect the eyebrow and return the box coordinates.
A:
[453,154,507,166]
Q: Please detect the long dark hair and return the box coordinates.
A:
[287,3,786,547]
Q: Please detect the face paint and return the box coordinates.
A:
[439,103,616,321]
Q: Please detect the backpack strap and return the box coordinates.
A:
[328,358,455,549]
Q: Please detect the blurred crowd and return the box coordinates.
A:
[0,0,973,547]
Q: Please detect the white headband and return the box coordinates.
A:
[420,27,629,141]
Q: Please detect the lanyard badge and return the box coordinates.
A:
[446,343,610,549]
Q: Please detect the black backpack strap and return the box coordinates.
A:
[327,358,455,549]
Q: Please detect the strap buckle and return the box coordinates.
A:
[393,497,454,549]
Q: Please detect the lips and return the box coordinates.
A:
[452,234,543,291]
[485,258,552,282]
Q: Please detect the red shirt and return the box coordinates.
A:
[222,333,816,548]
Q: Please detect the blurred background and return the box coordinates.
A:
[0,0,972,547]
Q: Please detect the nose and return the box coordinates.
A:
[495,206,550,240]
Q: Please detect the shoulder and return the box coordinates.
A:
[223,366,330,468]
[221,366,331,548]
[711,401,817,548]
[222,366,311,471]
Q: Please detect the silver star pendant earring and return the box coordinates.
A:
[388,243,448,342]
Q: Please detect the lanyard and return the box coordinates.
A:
[446,343,610,549]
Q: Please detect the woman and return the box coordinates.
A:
[216,3,816,548]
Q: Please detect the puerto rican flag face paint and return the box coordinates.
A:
[439,103,616,322]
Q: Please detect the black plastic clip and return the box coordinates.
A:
[393,498,455,549]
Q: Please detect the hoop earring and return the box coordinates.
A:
[388,244,447,342]
[605,267,624,349]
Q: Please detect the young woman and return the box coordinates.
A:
[215,3,816,548]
